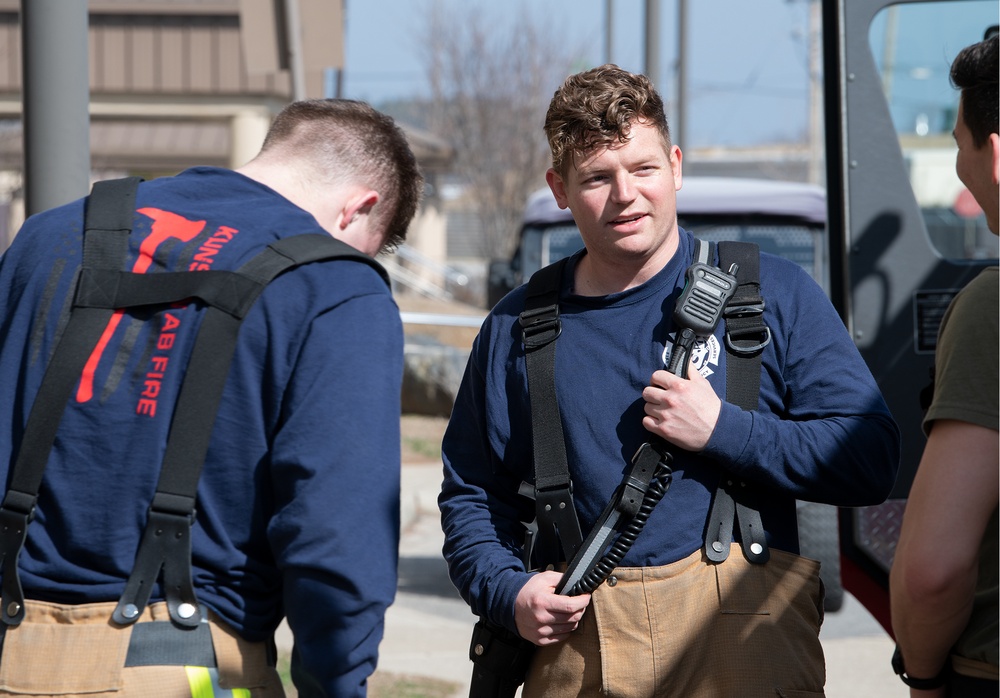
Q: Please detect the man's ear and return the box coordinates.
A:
[545,168,570,209]
[340,189,380,230]
[669,144,684,191]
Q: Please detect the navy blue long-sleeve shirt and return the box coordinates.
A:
[439,228,899,634]
[0,167,402,696]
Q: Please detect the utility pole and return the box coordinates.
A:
[606,0,614,64]
[283,0,307,101]
[644,0,662,92]
[675,0,687,149]
[808,0,823,184]
[333,0,346,98]
[21,0,90,216]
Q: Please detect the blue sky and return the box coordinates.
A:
[869,1,998,137]
[336,0,995,149]
[338,0,820,148]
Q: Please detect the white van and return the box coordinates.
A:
[487,176,828,307]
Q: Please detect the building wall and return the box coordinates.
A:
[0,1,452,261]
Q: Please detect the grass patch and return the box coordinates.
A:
[402,434,443,461]
[369,673,460,698]
[277,654,296,697]
[400,414,449,463]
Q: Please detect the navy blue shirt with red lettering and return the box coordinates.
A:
[0,167,403,696]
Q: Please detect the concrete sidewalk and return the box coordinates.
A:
[377,462,473,694]
[280,461,907,697]
[274,462,473,695]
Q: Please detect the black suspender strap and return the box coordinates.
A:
[0,177,142,626]
[0,177,387,628]
[517,257,583,568]
[469,258,582,698]
[113,232,383,628]
[703,241,771,565]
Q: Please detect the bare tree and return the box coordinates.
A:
[420,2,587,259]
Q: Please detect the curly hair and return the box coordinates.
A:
[261,99,423,249]
[544,64,672,176]
[950,34,999,148]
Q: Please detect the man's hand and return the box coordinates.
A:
[641,363,722,451]
[514,571,591,646]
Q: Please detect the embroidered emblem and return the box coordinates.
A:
[661,333,721,378]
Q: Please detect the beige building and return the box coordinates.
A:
[0,0,452,259]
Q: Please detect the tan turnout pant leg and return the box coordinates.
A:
[523,545,826,698]
[0,600,284,698]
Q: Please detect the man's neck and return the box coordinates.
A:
[572,239,679,296]
[236,160,341,236]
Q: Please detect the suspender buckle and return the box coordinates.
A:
[531,484,583,565]
[724,300,771,354]
[0,491,36,523]
[519,305,562,348]
[725,326,772,354]
[723,300,766,317]
[149,492,197,522]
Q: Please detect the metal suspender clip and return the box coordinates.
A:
[112,492,201,628]
[0,491,37,626]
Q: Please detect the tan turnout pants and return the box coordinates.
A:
[0,600,284,698]
[523,544,826,698]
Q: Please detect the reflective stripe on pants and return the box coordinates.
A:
[0,600,285,698]
[186,666,252,698]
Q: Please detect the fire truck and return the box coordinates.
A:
[487,0,998,628]
[823,0,995,630]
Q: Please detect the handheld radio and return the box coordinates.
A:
[667,259,739,377]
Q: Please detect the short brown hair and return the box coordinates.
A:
[950,34,999,148]
[544,64,671,176]
[262,99,423,249]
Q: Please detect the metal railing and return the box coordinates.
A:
[400,311,485,328]
[383,244,470,302]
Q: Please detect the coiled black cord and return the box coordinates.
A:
[567,458,673,596]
